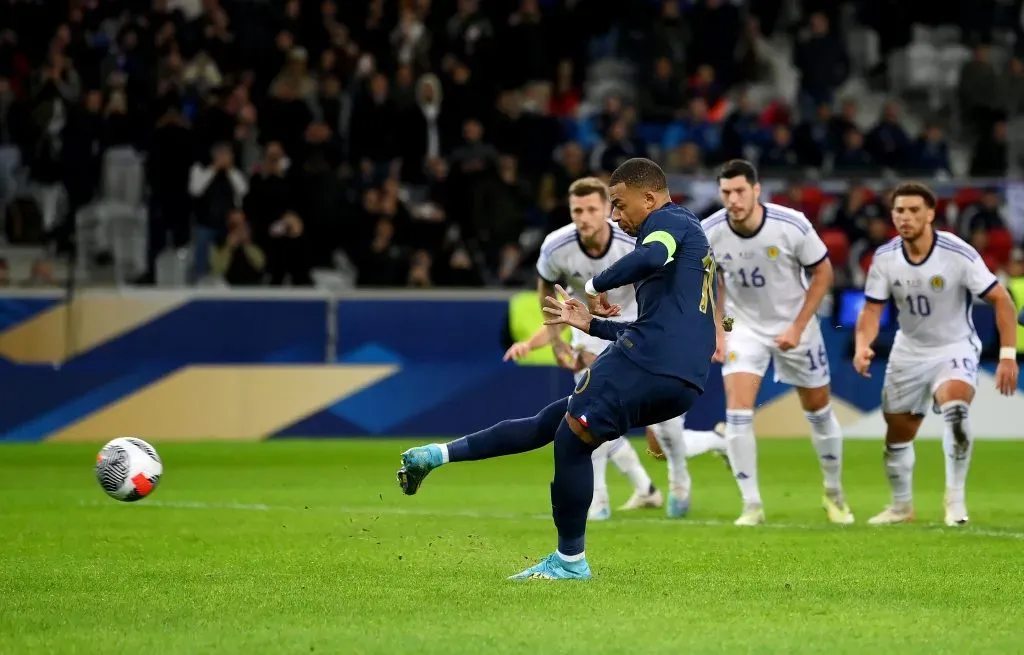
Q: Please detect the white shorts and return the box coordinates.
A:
[571,327,612,358]
[881,342,981,415]
[722,321,831,389]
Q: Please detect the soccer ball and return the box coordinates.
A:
[95,437,163,502]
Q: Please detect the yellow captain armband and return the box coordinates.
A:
[642,231,676,265]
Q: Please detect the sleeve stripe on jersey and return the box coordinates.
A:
[977,279,999,299]
[803,252,829,268]
[935,236,979,262]
[540,233,578,258]
[876,241,901,256]
[642,230,676,264]
[702,211,728,231]
[935,241,978,262]
[864,295,889,304]
[765,209,810,234]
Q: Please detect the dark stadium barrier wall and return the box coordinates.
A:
[0,289,1019,443]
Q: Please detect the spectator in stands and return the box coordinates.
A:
[641,57,686,125]
[824,184,887,245]
[0,257,8,286]
[792,102,833,168]
[211,208,265,286]
[793,12,850,119]
[865,101,911,170]
[833,128,875,174]
[758,124,799,172]
[651,0,691,67]
[662,97,720,161]
[958,44,1004,137]
[1007,57,1024,116]
[908,122,952,176]
[188,142,249,279]
[970,120,1009,176]
[719,89,765,161]
[957,189,1007,237]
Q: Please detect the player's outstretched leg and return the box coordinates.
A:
[608,437,663,511]
[509,419,595,581]
[589,441,612,520]
[940,400,972,526]
[397,396,568,495]
[648,419,691,518]
[804,400,854,524]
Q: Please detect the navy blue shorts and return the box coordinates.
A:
[566,344,700,443]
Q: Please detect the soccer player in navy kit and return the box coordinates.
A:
[396,158,726,580]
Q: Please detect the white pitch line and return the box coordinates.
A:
[78,499,1024,540]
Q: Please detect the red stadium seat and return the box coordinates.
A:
[859,251,874,274]
[799,186,827,223]
[986,228,1014,266]
[954,187,983,210]
[819,228,850,267]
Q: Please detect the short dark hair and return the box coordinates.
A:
[717,159,759,184]
[890,182,937,209]
[609,158,667,191]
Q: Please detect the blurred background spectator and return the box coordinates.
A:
[0,0,1021,292]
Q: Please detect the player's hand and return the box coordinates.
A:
[587,292,622,318]
[774,323,803,351]
[994,358,1019,396]
[550,338,579,370]
[853,346,874,377]
[502,341,532,362]
[712,327,726,363]
[543,284,593,332]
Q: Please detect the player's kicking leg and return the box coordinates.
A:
[397,396,569,495]
[796,385,854,524]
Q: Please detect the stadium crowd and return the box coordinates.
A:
[0,0,1022,288]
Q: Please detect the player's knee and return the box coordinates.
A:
[723,408,754,441]
[939,400,969,428]
[803,403,836,436]
[796,385,831,413]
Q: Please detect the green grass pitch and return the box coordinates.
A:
[2,438,1024,654]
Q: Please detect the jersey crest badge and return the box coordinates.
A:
[766,245,780,261]
[929,275,945,292]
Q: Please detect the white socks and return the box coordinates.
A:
[649,419,691,495]
[883,441,915,504]
[607,437,653,493]
[940,400,973,503]
[725,409,761,506]
[591,441,610,499]
[805,404,843,493]
[683,428,726,457]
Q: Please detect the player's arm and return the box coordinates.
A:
[587,316,630,342]
[537,277,566,347]
[854,255,890,376]
[794,257,834,331]
[587,229,676,294]
[793,228,834,331]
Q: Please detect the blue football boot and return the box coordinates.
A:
[396,445,444,495]
[508,553,592,581]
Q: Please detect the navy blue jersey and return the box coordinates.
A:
[588,203,717,391]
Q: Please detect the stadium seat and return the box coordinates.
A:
[987,228,1014,266]
[819,229,850,267]
[954,187,983,210]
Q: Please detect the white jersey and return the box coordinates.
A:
[702,203,828,338]
[535,221,639,322]
[863,231,997,353]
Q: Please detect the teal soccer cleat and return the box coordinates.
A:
[508,553,592,581]
[396,445,444,495]
[666,491,690,518]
